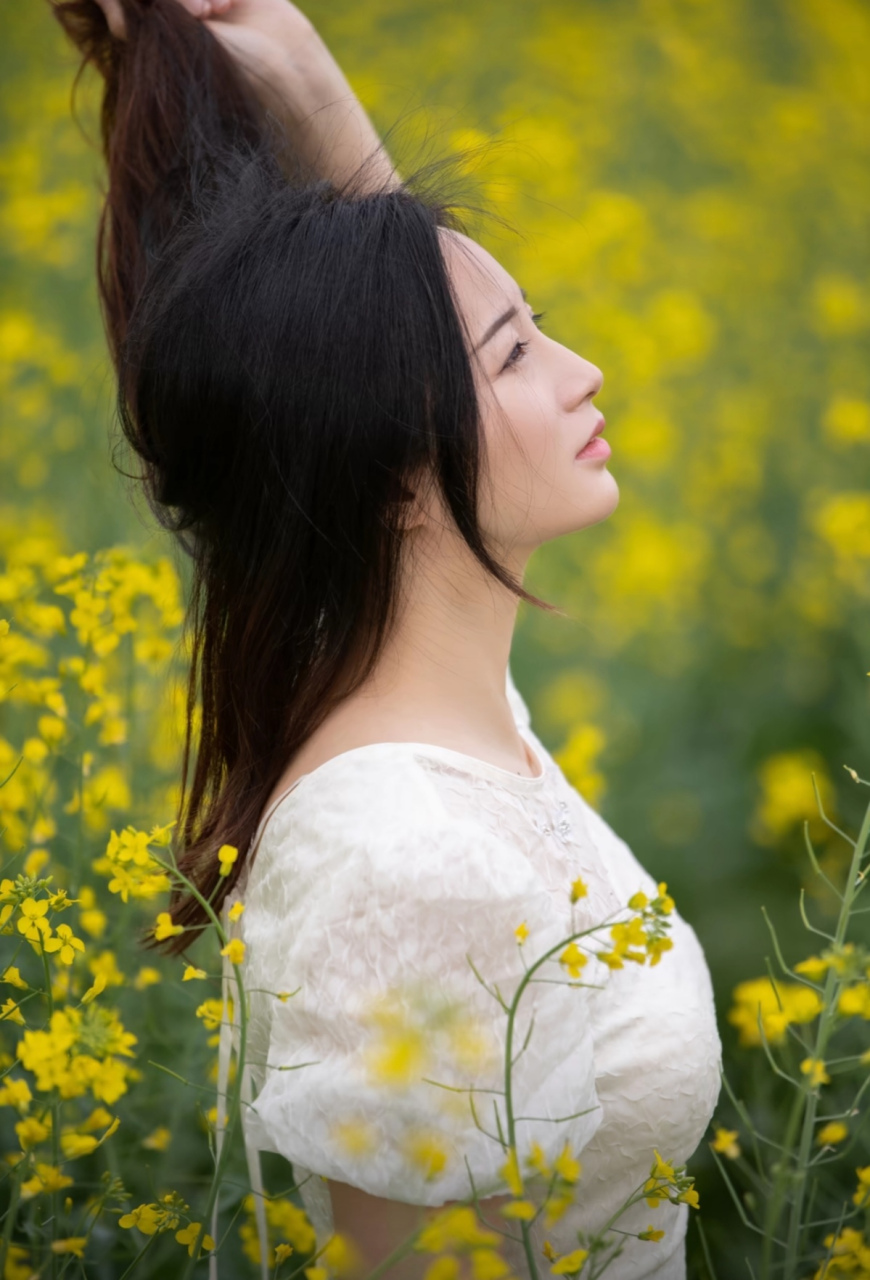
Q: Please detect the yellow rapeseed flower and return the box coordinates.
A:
[60,1131,98,1159]
[817,1121,849,1146]
[195,1000,227,1032]
[559,942,587,979]
[142,1126,172,1151]
[364,1027,426,1086]
[119,1204,162,1234]
[228,901,245,921]
[853,1167,870,1208]
[20,1163,73,1199]
[500,1147,523,1197]
[646,935,674,967]
[515,921,529,945]
[711,1127,741,1159]
[570,877,588,904]
[801,1057,831,1088]
[1,998,25,1025]
[404,1130,449,1181]
[15,1116,51,1149]
[153,912,183,941]
[655,883,675,914]
[652,1151,675,1179]
[729,977,823,1046]
[551,1248,590,1274]
[415,1206,500,1252]
[17,897,51,945]
[553,1143,581,1184]
[217,845,239,877]
[175,1223,215,1256]
[794,955,830,982]
[182,966,207,981]
[81,973,108,1004]
[500,1200,536,1220]
[0,1078,33,1110]
[220,939,245,965]
[320,1233,361,1275]
[133,967,162,989]
[43,923,85,965]
[838,984,870,1018]
[526,1142,550,1178]
[50,1239,87,1258]
[639,1227,665,1242]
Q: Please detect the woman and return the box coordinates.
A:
[56,0,722,1274]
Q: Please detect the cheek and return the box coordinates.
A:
[479,384,563,527]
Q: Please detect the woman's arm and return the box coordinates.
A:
[95,0,399,192]
[329,1180,520,1277]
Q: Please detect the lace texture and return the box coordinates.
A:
[235,672,722,1279]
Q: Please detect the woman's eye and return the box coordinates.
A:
[503,340,529,370]
[502,312,547,372]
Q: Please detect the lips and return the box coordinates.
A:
[577,415,606,456]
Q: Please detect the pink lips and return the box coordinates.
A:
[575,416,611,461]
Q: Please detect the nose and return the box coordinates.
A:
[563,350,604,412]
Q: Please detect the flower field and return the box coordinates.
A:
[1,0,869,1274]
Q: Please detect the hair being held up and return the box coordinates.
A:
[51,0,542,951]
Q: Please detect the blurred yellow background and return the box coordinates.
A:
[2,0,868,1267]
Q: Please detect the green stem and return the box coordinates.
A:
[171,870,243,1280]
[0,1157,25,1277]
[498,920,617,1280]
[781,795,870,1277]
[117,1232,157,1280]
[759,1087,805,1279]
[41,947,60,1280]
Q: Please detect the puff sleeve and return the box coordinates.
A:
[239,753,604,1210]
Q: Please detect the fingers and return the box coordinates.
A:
[94,0,236,38]
[180,0,234,15]
[95,0,127,38]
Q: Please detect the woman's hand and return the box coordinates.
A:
[95,0,322,113]
[93,0,398,190]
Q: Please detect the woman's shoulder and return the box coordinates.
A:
[264,742,449,843]
[250,664,536,855]
[242,740,548,914]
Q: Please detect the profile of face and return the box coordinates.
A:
[434,229,618,569]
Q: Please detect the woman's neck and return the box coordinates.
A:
[272,528,537,792]
[346,529,532,764]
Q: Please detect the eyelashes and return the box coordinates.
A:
[502,311,547,371]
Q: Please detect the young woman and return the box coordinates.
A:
[56,0,722,1274]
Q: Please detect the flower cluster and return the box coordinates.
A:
[119,1192,214,1259]
[598,884,675,970]
[93,824,175,903]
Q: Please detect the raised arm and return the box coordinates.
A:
[53,0,402,361]
[94,0,399,192]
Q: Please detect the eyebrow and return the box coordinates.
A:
[473,288,528,353]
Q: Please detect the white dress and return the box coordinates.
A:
[230,671,722,1278]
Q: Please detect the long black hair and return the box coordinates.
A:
[52,0,545,949]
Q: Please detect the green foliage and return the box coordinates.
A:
[1,0,868,1273]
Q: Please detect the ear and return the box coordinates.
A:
[394,468,436,534]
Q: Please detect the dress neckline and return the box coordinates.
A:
[249,730,548,861]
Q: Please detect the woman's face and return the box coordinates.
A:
[441,230,618,563]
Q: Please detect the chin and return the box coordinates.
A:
[573,469,620,532]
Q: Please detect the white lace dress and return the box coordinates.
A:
[230,671,722,1279]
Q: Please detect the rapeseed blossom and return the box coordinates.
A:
[728,976,824,1046]
[3,0,870,1271]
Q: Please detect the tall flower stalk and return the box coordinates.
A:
[712,767,870,1280]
